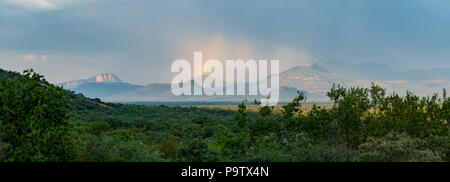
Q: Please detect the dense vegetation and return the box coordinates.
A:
[0,70,73,161]
[0,69,449,162]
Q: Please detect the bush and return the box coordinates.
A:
[294,144,352,162]
[176,137,218,162]
[76,134,164,162]
[419,135,450,162]
[327,84,371,148]
[242,146,294,162]
[85,121,111,136]
[353,133,444,162]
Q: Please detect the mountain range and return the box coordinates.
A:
[58,60,450,103]
[108,82,305,103]
[316,59,450,81]
[57,73,143,98]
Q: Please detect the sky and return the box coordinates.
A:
[0,0,449,84]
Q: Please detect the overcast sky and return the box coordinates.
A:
[1,0,450,84]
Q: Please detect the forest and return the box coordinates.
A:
[0,69,449,162]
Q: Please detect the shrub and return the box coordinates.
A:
[76,134,164,162]
[176,137,218,162]
[294,144,352,162]
[353,133,444,162]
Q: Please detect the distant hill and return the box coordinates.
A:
[69,82,144,98]
[58,73,144,98]
[59,73,123,89]
[278,65,351,95]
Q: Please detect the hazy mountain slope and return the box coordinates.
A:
[316,59,399,80]
[107,83,174,101]
[316,59,450,81]
[278,62,449,99]
[59,73,123,89]
[58,73,143,99]
[71,82,144,98]
[400,68,450,81]
[105,82,306,103]
[312,60,449,95]
[278,65,351,94]
[56,60,450,103]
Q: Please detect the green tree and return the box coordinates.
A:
[327,84,371,148]
[254,99,273,117]
[235,100,248,129]
[282,91,306,118]
[0,69,74,161]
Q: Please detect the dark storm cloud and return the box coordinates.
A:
[0,0,449,84]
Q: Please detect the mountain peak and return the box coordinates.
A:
[91,73,122,83]
[59,73,122,89]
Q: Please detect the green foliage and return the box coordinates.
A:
[160,135,180,159]
[242,145,295,162]
[328,84,371,148]
[176,137,218,162]
[353,133,445,162]
[212,126,251,161]
[373,90,449,138]
[235,100,248,128]
[0,69,74,161]
[301,104,338,140]
[254,99,273,117]
[0,69,21,80]
[85,121,111,136]
[282,91,306,118]
[76,134,164,162]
